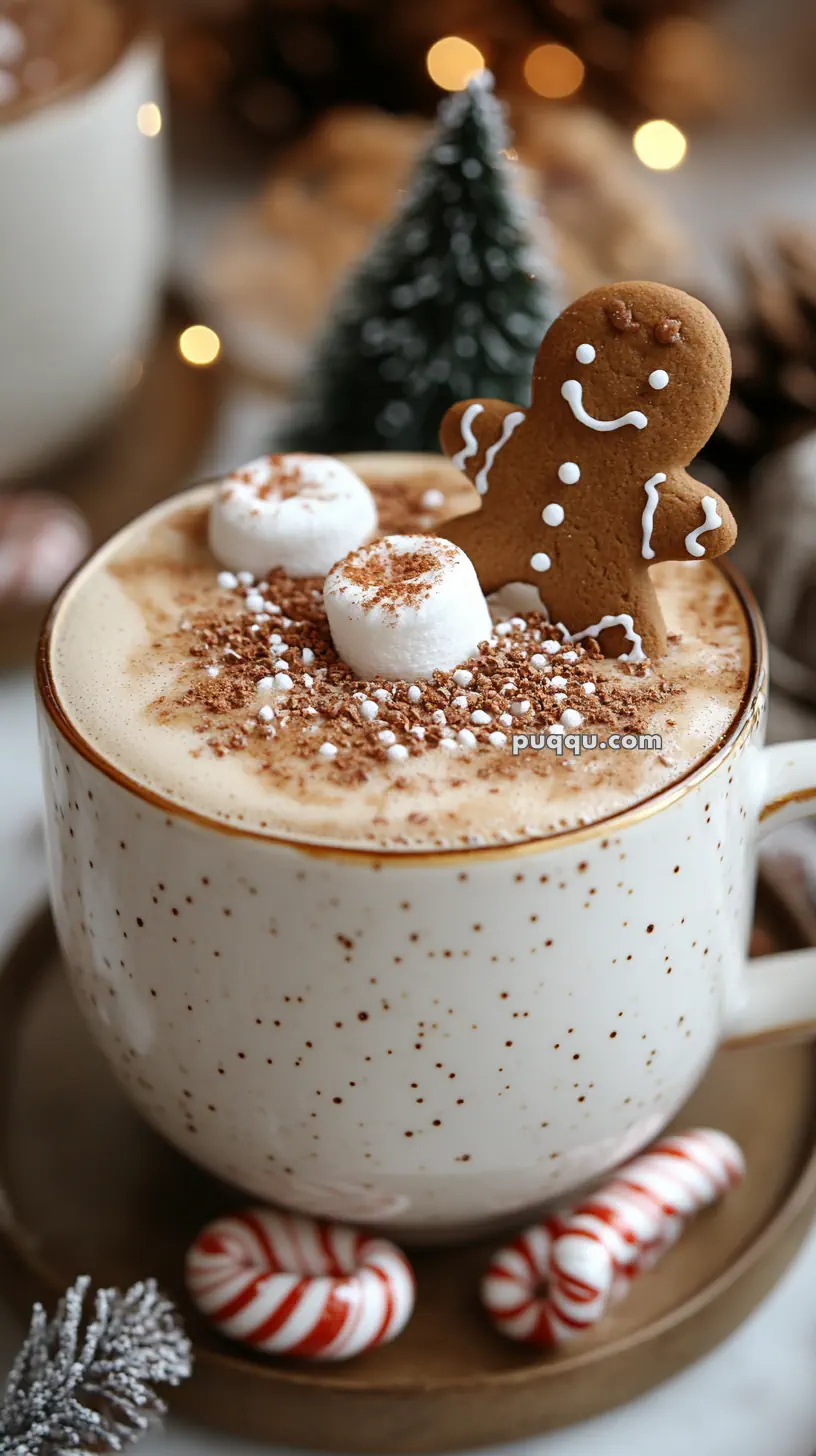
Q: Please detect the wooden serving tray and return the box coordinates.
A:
[0,880,814,1452]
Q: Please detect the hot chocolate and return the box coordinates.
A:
[0,0,124,122]
[49,454,751,851]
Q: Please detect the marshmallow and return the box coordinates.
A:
[324,535,492,682]
[209,454,378,578]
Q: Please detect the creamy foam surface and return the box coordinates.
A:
[49,459,752,851]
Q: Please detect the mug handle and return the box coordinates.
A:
[725,740,816,1048]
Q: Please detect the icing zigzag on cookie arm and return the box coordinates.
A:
[437,281,738,660]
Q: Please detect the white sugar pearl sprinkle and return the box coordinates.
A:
[432,709,447,725]
[373,688,391,701]
[542,503,565,527]
[562,650,578,662]
[561,708,583,729]
[217,570,238,589]
[237,571,255,586]
[421,488,445,509]
[499,712,513,727]
[531,552,551,573]
[649,369,669,390]
[379,729,396,745]
[258,705,274,723]
[301,647,314,664]
[495,622,513,637]
[360,700,379,721]
[511,699,530,716]
[274,672,293,690]
[554,693,567,705]
[411,725,426,739]
[257,676,275,692]
[544,641,561,655]
[471,709,491,725]
[245,592,265,613]
[550,675,567,689]
[453,695,469,710]
[530,654,547,669]
[457,728,477,747]
[387,744,409,761]
[439,737,457,750]
[407,684,422,703]
[453,668,473,687]
[576,343,596,364]
[558,462,581,485]
[303,674,314,687]
[583,681,597,695]
[273,659,289,671]
[488,731,507,747]
[319,743,337,758]
[206,666,220,678]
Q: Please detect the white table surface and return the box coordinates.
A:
[5,0,816,1448]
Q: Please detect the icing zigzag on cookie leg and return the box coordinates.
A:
[559,614,646,664]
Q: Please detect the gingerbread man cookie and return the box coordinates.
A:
[438,281,737,659]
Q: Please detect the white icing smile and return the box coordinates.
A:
[561,379,648,433]
[685,496,722,558]
[559,613,645,664]
[641,472,666,560]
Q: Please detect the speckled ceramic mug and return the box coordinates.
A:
[36,566,816,1242]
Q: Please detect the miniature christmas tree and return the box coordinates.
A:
[280,72,560,456]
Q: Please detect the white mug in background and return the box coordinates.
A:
[0,20,166,480]
[36,533,816,1244]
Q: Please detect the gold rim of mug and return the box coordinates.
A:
[36,542,765,867]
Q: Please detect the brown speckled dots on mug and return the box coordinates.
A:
[38,676,764,1242]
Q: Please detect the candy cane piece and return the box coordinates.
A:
[482,1128,745,1347]
[186,1208,415,1360]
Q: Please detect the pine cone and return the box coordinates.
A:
[703,229,816,491]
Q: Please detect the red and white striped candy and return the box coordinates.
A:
[185,1208,415,1360]
[481,1127,745,1347]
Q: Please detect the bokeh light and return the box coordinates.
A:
[178,325,221,367]
[137,101,162,137]
[523,43,585,99]
[426,36,485,92]
[632,119,687,171]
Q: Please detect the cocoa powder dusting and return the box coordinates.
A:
[148,562,679,785]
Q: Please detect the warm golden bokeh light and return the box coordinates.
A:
[426,36,485,92]
[632,118,687,171]
[178,325,221,367]
[523,43,585,99]
[137,101,162,137]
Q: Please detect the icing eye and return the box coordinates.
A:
[649,369,669,390]
[558,462,580,484]
[575,344,596,365]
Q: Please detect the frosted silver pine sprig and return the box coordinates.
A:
[0,1276,193,1455]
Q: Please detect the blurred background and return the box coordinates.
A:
[3,0,816,878]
